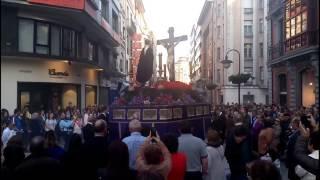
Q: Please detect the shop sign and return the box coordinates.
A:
[48,69,69,78]
[28,0,85,10]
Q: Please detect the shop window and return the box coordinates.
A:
[86,85,97,107]
[18,19,34,53]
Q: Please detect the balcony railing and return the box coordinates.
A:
[268,30,319,61]
[268,42,284,60]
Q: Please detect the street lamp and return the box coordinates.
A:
[221,49,241,105]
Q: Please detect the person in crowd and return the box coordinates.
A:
[204,129,229,180]
[44,130,64,161]
[83,108,90,126]
[11,109,23,132]
[82,115,95,143]
[178,121,208,180]
[44,112,57,132]
[122,119,146,172]
[251,113,264,152]
[29,112,44,139]
[225,125,251,180]
[162,133,186,180]
[211,109,226,140]
[72,114,82,135]
[137,171,165,180]
[1,122,16,149]
[1,109,10,132]
[294,119,319,178]
[98,105,109,123]
[83,119,109,178]
[286,117,301,180]
[61,133,87,179]
[14,136,63,180]
[249,160,281,180]
[58,112,73,151]
[1,136,25,180]
[97,140,136,180]
[136,135,171,179]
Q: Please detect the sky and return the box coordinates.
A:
[143,0,205,64]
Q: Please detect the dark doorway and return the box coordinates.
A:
[278,74,287,106]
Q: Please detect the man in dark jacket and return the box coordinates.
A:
[212,110,226,140]
[225,125,251,180]
[82,117,95,144]
[286,118,300,180]
[83,119,109,179]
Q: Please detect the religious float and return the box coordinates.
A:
[108,28,211,139]
[108,81,212,140]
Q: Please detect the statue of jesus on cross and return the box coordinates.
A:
[157,27,187,82]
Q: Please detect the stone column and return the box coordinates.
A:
[287,63,297,110]
[311,53,319,108]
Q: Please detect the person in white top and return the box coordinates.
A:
[1,122,16,149]
[295,131,319,180]
[203,129,229,180]
[45,112,57,132]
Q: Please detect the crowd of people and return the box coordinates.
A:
[0,103,319,180]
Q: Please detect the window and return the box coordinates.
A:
[259,0,264,9]
[217,47,221,60]
[120,59,124,72]
[259,18,264,33]
[284,0,308,51]
[259,43,263,57]
[217,26,221,39]
[244,67,253,73]
[51,26,61,56]
[244,8,253,14]
[102,0,109,22]
[35,22,49,54]
[112,10,119,33]
[244,43,252,58]
[217,69,221,83]
[88,42,97,61]
[217,4,222,17]
[19,19,34,53]
[244,20,253,37]
[18,18,78,58]
[302,11,307,32]
[260,67,264,80]
[62,29,76,58]
[125,60,128,73]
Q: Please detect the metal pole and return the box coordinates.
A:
[238,52,241,105]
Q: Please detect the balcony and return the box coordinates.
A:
[268,30,319,64]
[268,42,284,60]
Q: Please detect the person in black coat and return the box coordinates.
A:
[82,117,95,144]
[225,125,252,180]
[136,39,154,86]
[29,113,44,139]
[83,119,110,179]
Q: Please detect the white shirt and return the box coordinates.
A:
[1,127,16,148]
[45,119,57,131]
[295,150,319,180]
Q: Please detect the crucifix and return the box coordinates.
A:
[157,27,187,81]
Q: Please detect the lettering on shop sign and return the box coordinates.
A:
[48,69,69,78]
[19,70,32,73]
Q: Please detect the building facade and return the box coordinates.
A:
[189,24,201,83]
[175,57,190,84]
[1,0,122,113]
[267,0,319,109]
[195,0,268,105]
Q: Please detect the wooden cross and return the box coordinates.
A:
[157,27,187,81]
